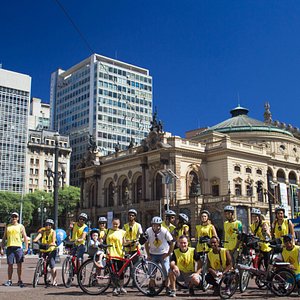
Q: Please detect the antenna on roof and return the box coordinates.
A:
[237,92,240,106]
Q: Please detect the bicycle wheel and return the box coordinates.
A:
[78,259,111,295]
[219,271,239,299]
[133,260,165,296]
[270,268,296,297]
[62,256,74,288]
[239,269,250,293]
[255,259,267,289]
[123,264,131,287]
[44,261,52,286]
[33,258,43,288]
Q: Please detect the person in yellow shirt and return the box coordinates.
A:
[195,210,218,253]
[271,206,294,242]
[223,205,242,263]
[106,218,127,296]
[33,219,58,286]
[250,208,271,269]
[277,234,300,295]
[206,236,232,296]
[70,212,89,270]
[168,235,201,297]
[162,210,177,235]
[174,213,190,247]
[97,216,108,242]
[0,212,28,287]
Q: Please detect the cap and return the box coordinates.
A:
[11,212,19,217]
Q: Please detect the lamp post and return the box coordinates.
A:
[46,132,66,228]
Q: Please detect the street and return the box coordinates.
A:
[0,255,298,300]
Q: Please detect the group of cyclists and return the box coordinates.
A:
[1,204,299,298]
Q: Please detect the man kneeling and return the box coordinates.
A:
[168,235,201,297]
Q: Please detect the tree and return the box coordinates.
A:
[58,186,80,229]
[0,191,34,224]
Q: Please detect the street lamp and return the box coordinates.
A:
[45,132,66,228]
[38,206,47,227]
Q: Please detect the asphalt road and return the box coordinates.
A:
[0,255,298,300]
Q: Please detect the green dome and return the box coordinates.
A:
[202,106,293,137]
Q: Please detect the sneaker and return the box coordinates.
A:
[3,280,12,286]
[119,287,127,294]
[166,286,171,295]
[189,286,195,296]
[112,288,119,296]
[18,281,25,288]
[169,290,176,297]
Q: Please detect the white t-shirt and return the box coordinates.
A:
[146,226,173,255]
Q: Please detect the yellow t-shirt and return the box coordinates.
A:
[162,221,176,234]
[99,229,107,240]
[282,245,300,275]
[250,221,271,252]
[123,222,141,251]
[224,220,242,251]
[106,229,126,259]
[274,219,289,239]
[196,224,214,252]
[174,247,196,273]
[41,228,56,253]
[71,222,88,246]
[208,248,227,272]
[6,223,24,247]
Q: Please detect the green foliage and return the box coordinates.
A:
[0,191,34,224]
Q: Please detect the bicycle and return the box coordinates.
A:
[218,240,296,299]
[78,241,165,296]
[61,240,80,288]
[32,242,53,287]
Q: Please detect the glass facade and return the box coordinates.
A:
[0,85,30,193]
[51,54,153,186]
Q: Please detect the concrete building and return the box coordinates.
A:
[28,97,50,130]
[26,130,71,193]
[0,68,31,194]
[77,105,300,235]
[50,54,153,186]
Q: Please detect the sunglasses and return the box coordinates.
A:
[45,223,52,226]
[11,216,18,218]
[79,218,86,221]
[99,222,106,225]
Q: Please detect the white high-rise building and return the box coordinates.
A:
[0,68,31,193]
[50,54,153,186]
[28,97,50,130]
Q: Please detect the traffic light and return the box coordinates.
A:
[257,181,263,193]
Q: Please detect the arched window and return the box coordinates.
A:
[289,172,297,185]
[277,169,286,183]
[120,179,129,206]
[189,171,201,196]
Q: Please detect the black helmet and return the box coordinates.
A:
[90,228,100,236]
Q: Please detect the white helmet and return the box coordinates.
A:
[251,208,261,215]
[224,205,235,212]
[128,209,137,216]
[151,216,163,224]
[45,219,54,225]
[275,205,285,213]
[98,216,107,223]
[165,210,176,217]
[79,212,88,220]
[178,213,189,223]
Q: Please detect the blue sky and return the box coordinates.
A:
[1,0,300,137]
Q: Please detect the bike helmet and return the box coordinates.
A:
[283,234,293,243]
[151,216,163,224]
[98,216,107,223]
[251,208,261,215]
[165,209,176,217]
[79,212,88,220]
[275,205,285,213]
[178,213,189,223]
[200,210,210,218]
[128,209,137,216]
[45,219,54,225]
[224,205,235,212]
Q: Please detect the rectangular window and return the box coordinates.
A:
[235,184,242,196]
[212,185,219,196]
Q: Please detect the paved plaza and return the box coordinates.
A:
[0,254,298,300]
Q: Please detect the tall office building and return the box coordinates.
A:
[50,54,153,186]
[28,97,50,130]
[0,68,31,193]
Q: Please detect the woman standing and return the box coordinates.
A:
[271,206,294,242]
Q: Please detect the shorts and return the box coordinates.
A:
[72,244,86,260]
[150,254,170,277]
[7,246,24,264]
[176,271,198,286]
[42,250,57,269]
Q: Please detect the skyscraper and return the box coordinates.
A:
[50,54,153,186]
[0,68,31,193]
